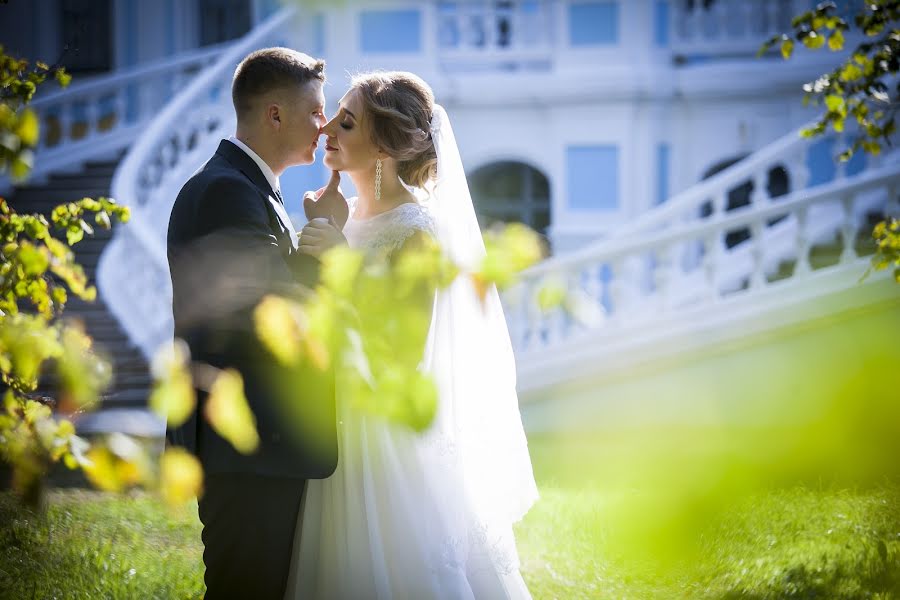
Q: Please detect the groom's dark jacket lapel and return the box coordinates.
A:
[166,139,337,480]
[215,140,297,252]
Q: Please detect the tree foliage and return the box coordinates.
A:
[761,0,900,282]
[0,48,133,506]
[761,0,899,159]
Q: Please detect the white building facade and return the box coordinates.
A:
[5,1,896,422]
[5,0,852,251]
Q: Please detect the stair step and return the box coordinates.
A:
[43,175,114,190]
[5,155,154,418]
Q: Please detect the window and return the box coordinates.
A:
[60,0,112,73]
[360,10,422,53]
[654,0,669,46]
[656,144,670,205]
[469,161,551,234]
[568,2,618,46]
[566,145,619,211]
[198,0,252,47]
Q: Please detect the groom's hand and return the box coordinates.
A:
[298,216,347,258]
[303,170,348,229]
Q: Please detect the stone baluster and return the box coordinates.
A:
[526,278,546,353]
[703,231,721,303]
[749,218,766,289]
[653,243,675,313]
[111,89,127,131]
[84,97,99,140]
[794,204,812,277]
[712,191,727,217]
[750,169,768,206]
[684,0,702,41]
[609,257,627,322]
[839,194,858,263]
[713,0,729,40]
[582,262,603,309]
[58,101,73,145]
[789,149,810,192]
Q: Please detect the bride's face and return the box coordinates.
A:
[321,89,381,173]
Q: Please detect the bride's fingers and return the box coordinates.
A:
[298,241,322,256]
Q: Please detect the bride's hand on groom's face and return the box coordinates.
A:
[303,170,349,229]
[298,216,347,258]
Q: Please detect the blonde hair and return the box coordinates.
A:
[351,71,437,190]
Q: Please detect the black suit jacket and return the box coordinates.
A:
[166,139,337,479]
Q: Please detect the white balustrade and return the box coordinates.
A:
[10,44,226,185]
[505,118,900,362]
[437,0,554,71]
[98,7,301,360]
[672,0,805,58]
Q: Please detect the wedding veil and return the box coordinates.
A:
[422,104,538,532]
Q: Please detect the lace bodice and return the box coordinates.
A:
[342,198,435,255]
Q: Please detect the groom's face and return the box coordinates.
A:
[279,80,326,166]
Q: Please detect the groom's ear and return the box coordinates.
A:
[267,104,282,129]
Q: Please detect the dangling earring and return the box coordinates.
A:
[374,158,382,203]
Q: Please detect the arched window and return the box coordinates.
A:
[468,161,551,236]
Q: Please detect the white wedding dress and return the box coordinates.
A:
[284,198,534,600]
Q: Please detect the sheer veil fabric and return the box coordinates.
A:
[285,105,538,599]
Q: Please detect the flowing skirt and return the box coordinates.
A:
[284,393,531,600]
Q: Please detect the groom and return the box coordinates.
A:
[166,48,338,599]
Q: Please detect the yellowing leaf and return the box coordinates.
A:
[827,29,844,51]
[537,281,567,312]
[15,109,39,146]
[320,245,364,298]
[781,38,794,60]
[824,95,845,114]
[204,368,259,454]
[149,339,195,427]
[159,447,203,505]
[801,31,825,49]
[83,446,124,492]
[254,295,303,365]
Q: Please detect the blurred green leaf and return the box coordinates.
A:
[159,447,203,506]
[781,38,794,59]
[204,368,259,455]
[827,28,844,50]
[149,340,195,427]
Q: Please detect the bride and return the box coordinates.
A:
[287,71,538,599]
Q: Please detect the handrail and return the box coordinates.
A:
[30,43,228,108]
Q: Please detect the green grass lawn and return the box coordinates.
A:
[2,433,899,599]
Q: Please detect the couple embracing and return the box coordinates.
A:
[167,47,537,599]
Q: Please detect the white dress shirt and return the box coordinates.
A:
[227,136,281,197]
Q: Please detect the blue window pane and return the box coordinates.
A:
[360,9,421,53]
[656,144,670,205]
[567,145,619,211]
[654,0,669,46]
[568,2,619,46]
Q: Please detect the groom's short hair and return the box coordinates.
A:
[232,47,325,120]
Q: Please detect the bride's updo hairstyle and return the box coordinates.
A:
[351,71,437,190]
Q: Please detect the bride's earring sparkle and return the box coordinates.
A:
[375,158,382,203]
